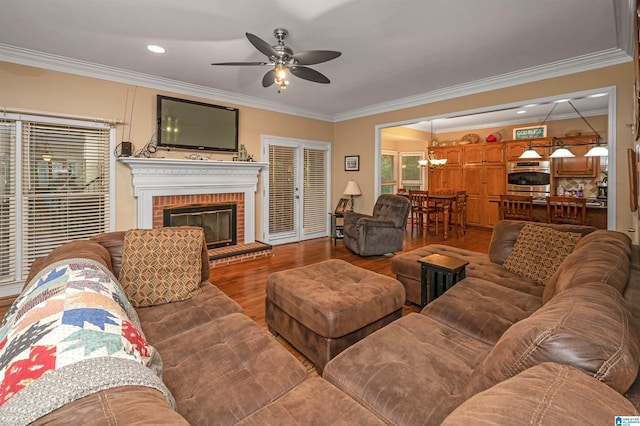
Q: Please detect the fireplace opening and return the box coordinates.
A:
[163,203,237,249]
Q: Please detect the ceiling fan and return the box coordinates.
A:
[212,28,341,91]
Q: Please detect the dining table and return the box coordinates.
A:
[398,192,458,240]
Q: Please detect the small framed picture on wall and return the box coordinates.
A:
[345,155,360,171]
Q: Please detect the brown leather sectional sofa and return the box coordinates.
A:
[12,221,640,424]
[323,220,640,423]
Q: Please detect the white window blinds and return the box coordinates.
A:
[269,144,296,235]
[0,120,16,285]
[21,121,111,278]
[303,148,327,235]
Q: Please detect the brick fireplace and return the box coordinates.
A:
[120,158,270,266]
[153,193,244,246]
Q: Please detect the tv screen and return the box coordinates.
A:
[157,95,239,153]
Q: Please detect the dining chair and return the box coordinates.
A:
[408,190,438,233]
[546,196,587,225]
[499,194,533,221]
[450,191,467,237]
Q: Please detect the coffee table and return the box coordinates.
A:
[418,253,469,307]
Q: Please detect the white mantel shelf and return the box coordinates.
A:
[119,157,267,242]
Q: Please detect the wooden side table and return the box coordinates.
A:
[329,213,344,245]
[418,253,469,308]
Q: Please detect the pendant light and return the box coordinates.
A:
[568,101,608,157]
[519,141,542,159]
[584,136,608,157]
[548,138,575,158]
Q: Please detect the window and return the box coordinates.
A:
[381,151,397,194]
[400,152,424,190]
[0,120,16,286]
[1,114,114,295]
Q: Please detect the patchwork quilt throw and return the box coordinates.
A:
[0,258,175,425]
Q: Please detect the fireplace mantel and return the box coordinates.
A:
[119,158,267,243]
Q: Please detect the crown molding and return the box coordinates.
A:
[0,44,632,125]
[0,44,333,122]
[333,48,631,122]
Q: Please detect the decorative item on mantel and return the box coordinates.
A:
[238,144,248,161]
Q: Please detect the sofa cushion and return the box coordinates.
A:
[482,283,640,394]
[422,276,542,345]
[155,313,308,425]
[488,220,596,265]
[502,223,582,285]
[323,313,491,425]
[543,229,632,303]
[236,377,386,425]
[136,283,243,345]
[443,363,639,425]
[119,228,203,307]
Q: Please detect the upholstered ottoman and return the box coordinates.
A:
[265,259,405,372]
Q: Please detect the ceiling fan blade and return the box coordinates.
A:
[211,62,268,66]
[246,32,278,58]
[289,66,330,84]
[262,69,275,87]
[292,50,341,65]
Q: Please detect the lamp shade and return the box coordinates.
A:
[549,147,575,158]
[343,180,361,196]
[519,149,542,159]
[584,145,608,157]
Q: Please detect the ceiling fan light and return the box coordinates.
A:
[275,64,287,80]
[519,149,542,159]
[549,147,575,158]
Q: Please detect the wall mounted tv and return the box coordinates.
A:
[157,95,239,153]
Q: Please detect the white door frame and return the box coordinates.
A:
[261,135,332,245]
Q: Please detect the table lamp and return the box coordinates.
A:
[343,180,361,211]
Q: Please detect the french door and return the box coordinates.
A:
[262,136,331,245]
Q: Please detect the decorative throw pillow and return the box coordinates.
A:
[119,227,203,307]
[503,223,582,286]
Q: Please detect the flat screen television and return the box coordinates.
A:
[156,95,239,152]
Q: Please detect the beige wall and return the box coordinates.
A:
[2,61,638,242]
[0,61,333,236]
[334,63,637,242]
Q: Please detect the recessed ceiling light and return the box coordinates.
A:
[147,45,166,54]
[516,110,526,114]
[587,93,607,98]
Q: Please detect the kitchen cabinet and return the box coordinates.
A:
[553,143,598,177]
[463,164,505,228]
[429,165,463,192]
[428,146,463,191]
[463,143,504,165]
[506,139,551,161]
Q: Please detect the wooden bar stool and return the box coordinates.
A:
[546,196,587,225]
[499,194,533,221]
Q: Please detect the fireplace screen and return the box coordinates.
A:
[163,203,237,249]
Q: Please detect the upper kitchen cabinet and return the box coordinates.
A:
[463,143,504,165]
[552,138,599,177]
[430,146,462,166]
[506,139,551,161]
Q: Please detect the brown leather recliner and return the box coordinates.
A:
[342,194,411,256]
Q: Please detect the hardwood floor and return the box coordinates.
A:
[211,226,493,328]
[0,227,493,322]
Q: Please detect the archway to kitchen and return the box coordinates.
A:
[374,87,617,230]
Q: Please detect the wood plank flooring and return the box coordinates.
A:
[211,226,494,328]
[0,227,493,321]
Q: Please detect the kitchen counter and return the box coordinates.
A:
[531,201,607,229]
[531,199,607,209]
